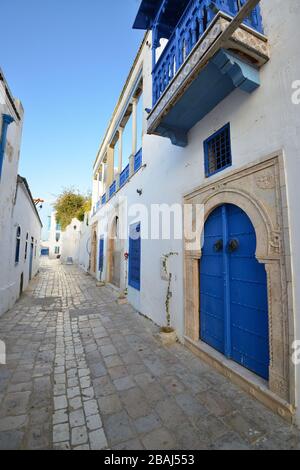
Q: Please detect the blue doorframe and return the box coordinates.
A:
[200,204,270,380]
[29,243,34,281]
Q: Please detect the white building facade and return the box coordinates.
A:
[44,212,63,259]
[45,211,84,264]
[84,0,300,425]
[0,69,42,316]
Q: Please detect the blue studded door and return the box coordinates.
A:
[200,204,269,380]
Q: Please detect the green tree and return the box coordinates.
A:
[54,189,91,231]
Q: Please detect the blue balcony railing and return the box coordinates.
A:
[152,0,263,106]
[97,150,143,208]
[134,148,142,173]
[109,181,116,199]
[119,164,130,188]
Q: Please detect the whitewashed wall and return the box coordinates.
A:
[11,180,42,295]
[90,0,300,423]
[78,213,91,272]
[0,82,24,315]
[60,218,82,264]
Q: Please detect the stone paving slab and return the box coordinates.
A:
[0,259,299,450]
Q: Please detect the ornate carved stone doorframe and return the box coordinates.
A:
[107,216,118,285]
[184,152,295,421]
[91,223,98,276]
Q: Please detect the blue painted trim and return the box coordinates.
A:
[212,49,260,93]
[134,148,143,173]
[109,181,116,199]
[0,114,14,179]
[119,164,130,187]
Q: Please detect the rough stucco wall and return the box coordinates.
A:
[0,84,24,316]
[87,0,300,423]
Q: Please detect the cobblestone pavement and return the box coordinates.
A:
[0,259,299,450]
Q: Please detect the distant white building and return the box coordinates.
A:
[82,1,300,426]
[44,212,62,259]
[44,211,83,264]
[0,69,42,316]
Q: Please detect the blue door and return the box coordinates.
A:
[200,204,269,380]
[99,237,104,273]
[29,243,34,281]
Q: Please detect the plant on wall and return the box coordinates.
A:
[124,252,129,296]
[161,251,178,334]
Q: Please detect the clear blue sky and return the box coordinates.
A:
[1,0,143,237]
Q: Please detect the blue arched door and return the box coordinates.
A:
[200,204,269,380]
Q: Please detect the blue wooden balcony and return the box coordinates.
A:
[109,181,116,199]
[119,164,130,188]
[134,148,143,172]
[134,0,269,147]
[152,0,263,106]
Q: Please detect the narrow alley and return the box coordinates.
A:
[0,260,299,450]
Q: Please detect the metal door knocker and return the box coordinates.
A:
[214,239,223,252]
[228,239,239,253]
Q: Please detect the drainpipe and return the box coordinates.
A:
[0,114,14,179]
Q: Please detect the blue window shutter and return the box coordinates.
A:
[128,222,141,291]
[0,114,14,180]
[15,226,21,264]
[99,237,104,272]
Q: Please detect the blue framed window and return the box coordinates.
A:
[15,226,21,264]
[99,237,104,272]
[24,233,29,260]
[204,124,232,177]
[128,222,141,291]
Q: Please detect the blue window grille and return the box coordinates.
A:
[134,148,142,173]
[128,222,141,291]
[56,223,61,231]
[15,226,21,264]
[204,124,232,177]
[101,193,106,205]
[0,114,14,180]
[109,181,116,199]
[99,237,104,273]
[119,164,130,188]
